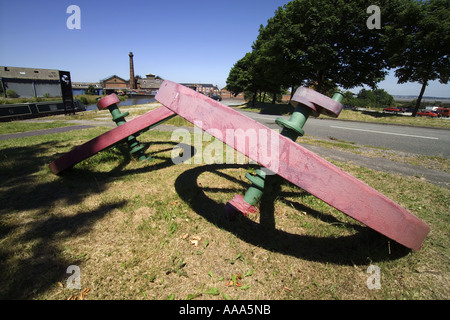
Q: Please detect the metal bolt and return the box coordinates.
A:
[97,94,149,161]
[224,89,343,219]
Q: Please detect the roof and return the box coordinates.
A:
[0,66,61,81]
[181,83,217,88]
[138,78,163,89]
[72,82,103,89]
[100,75,128,83]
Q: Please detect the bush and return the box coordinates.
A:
[6,89,19,98]
[86,85,96,95]
[79,96,89,105]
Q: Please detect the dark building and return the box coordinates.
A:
[137,74,163,95]
[0,66,66,98]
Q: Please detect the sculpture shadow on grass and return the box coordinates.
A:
[174,163,410,266]
[0,140,194,299]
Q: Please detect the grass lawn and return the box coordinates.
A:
[0,121,75,135]
[0,122,448,300]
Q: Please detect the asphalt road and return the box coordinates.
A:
[3,107,448,187]
[238,110,450,158]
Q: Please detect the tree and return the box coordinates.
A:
[373,89,394,107]
[251,0,393,95]
[252,8,302,101]
[86,85,96,95]
[226,53,253,96]
[384,0,450,116]
[357,88,393,108]
[226,52,257,105]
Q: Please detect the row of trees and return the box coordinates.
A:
[226,0,449,116]
[343,89,394,108]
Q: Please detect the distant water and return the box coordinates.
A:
[85,96,156,111]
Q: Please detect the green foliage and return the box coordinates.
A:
[355,88,394,108]
[342,88,395,109]
[384,0,449,85]
[86,85,96,95]
[6,89,18,98]
[227,0,448,112]
[228,0,396,98]
[226,52,256,96]
[78,96,89,105]
[383,0,450,114]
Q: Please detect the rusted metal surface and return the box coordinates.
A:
[96,93,121,110]
[156,80,430,250]
[290,87,343,118]
[225,194,259,219]
[49,106,175,174]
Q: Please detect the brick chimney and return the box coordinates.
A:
[129,52,135,89]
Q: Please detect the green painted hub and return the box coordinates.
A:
[241,91,343,208]
[243,105,311,206]
[243,169,267,206]
[106,103,149,161]
[108,105,129,125]
[332,91,344,104]
[275,105,310,139]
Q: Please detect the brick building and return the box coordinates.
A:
[100,75,129,94]
[181,83,220,96]
[220,88,245,100]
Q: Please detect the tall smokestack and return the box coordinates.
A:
[129,52,135,89]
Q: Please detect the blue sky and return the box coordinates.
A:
[0,0,448,97]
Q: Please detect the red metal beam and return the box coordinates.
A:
[156,80,430,251]
[49,106,175,174]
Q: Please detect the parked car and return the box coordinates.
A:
[383,107,404,113]
[436,108,450,117]
[417,110,438,117]
[210,94,222,101]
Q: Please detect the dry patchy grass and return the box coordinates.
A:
[0,127,448,300]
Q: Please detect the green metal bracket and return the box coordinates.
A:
[242,91,344,207]
[103,99,149,162]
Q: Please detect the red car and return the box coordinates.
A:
[417,110,438,117]
[383,107,404,113]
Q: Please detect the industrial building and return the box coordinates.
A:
[0,66,78,120]
[0,66,67,98]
